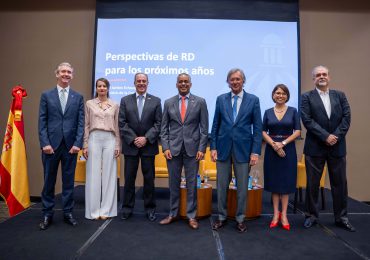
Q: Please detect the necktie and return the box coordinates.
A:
[60,89,66,114]
[232,95,238,122]
[138,95,144,120]
[181,96,186,123]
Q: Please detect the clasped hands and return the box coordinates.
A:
[326,134,338,146]
[134,136,147,148]
[271,142,286,158]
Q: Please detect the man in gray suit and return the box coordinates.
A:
[159,73,208,229]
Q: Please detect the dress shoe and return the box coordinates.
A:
[121,212,132,220]
[269,220,278,228]
[39,216,53,230]
[281,214,290,231]
[236,222,247,233]
[335,220,356,232]
[147,211,157,222]
[159,216,178,225]
[281,222,290,231]
[303,217,317,228]
[270,212,280,228]
[64,213,78,226]
[212,220,227,230]
[189,218,199,229]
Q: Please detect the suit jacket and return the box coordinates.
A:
[119,93,162,156]
[301,89,351,157]
[38,87,84,150]
[210,90,262,163]
[161,93,208,157]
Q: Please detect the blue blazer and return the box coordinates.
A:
[38,87,84,150]
[210,90,262,163]
[301,89,351,157]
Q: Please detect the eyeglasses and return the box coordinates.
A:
[315,73,328,78]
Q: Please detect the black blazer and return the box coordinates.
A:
[119,93,162,156]
[301,89,351,157]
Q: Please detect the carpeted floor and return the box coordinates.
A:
[1,186,370,260]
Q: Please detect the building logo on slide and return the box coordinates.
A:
[261,34,284,66]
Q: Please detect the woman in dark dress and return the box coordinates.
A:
[263,84,301,230]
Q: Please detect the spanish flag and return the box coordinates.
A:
[0,86,31,216]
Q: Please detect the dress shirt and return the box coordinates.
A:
[231,90,243,115]
[178,93,190,110]
[316,88,331,118]
[136,92,147,107]
[83,98,120,150]
[57,85,70,104]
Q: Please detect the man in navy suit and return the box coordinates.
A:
[38,62,84,230]
[119,73,162,221]
[301,65,355,232]
[211,68,262,233]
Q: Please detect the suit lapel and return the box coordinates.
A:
[234,90,249,124]
[169,96,181,123]
[225,93,233,123]
[130,94,140,121]
[64,89,73,115]
[53,87,64,115]
[184,94,195,123]
[141,94,152,121]
[329,90,337,120]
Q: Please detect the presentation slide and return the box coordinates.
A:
[94,18,299,131]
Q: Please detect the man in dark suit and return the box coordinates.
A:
[301,65,355,232]
[119,73,162,221]
[159,73,208,229]
[38,62,84,230]
[211,68,262,233]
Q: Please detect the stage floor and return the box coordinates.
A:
[1,186,370,260]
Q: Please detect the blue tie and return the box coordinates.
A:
[138,95,144,120]
[232,95,238,122]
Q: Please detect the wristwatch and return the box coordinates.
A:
[282,140,287,146]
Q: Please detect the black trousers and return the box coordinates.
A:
[122,154,156,214]
[305,155,348,222]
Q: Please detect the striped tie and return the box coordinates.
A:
[60,89,67,114]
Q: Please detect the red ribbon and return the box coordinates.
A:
[11,85,27,121]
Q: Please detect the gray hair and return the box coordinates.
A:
[226,68,246,83]
[55,62,74,74]
[312,65,329,77]
[134,72,149,83]
[177,73,191,82]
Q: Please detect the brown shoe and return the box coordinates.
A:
[189,218,199,229]
[212,220,227,230]
[236,222,247,233]
[159,216,177,225]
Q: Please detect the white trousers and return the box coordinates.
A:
[85,130,117,219]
